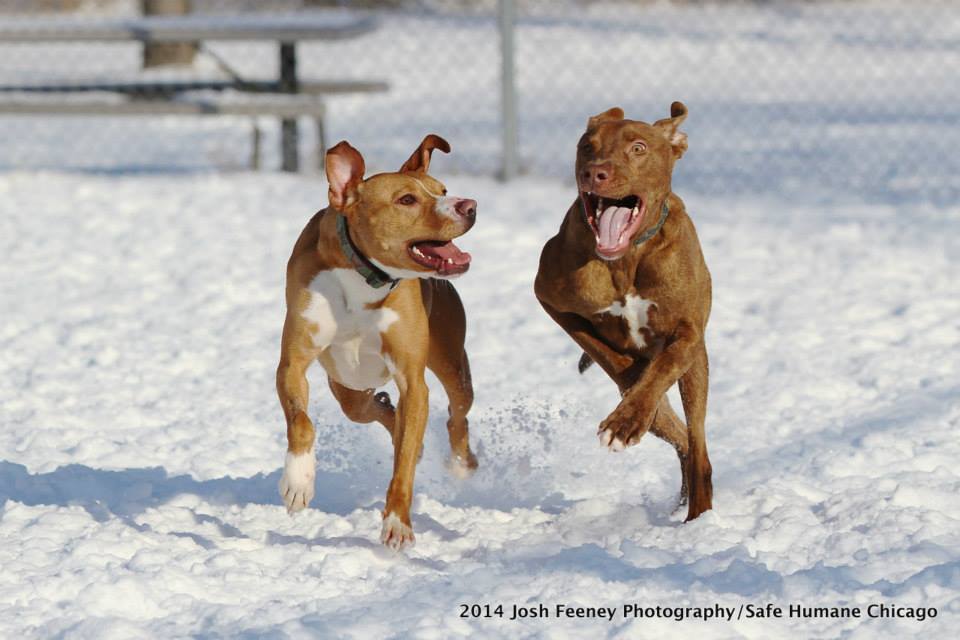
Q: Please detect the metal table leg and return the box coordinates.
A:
[279,41,299,172]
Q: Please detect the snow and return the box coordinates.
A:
[2,168,958,637]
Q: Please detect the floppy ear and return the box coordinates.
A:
[325,141,365,209]
[587,107,624,130]
[654,101,689,159]
[400,134,451,174]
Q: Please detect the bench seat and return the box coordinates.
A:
[0,84,387,168]
[0,79,388,97]
[0,93,340,169]
[0,95,325,117]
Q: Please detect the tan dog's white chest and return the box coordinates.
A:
[603,293,656,349]
[302,269,398,391]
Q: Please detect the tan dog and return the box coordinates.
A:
[534,102,713,521]
[277,135,479,549]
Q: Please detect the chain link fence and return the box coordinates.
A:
[0,0,956,204]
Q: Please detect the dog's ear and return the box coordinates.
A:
[400,134,451,174]
[654,101,689,159]
[326,141,365,209]
[587,107,625,130]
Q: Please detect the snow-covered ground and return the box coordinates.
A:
[1,0,958,636]
[1,166,958,637]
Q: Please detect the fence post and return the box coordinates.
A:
[498,0,519,181]
[279,42,300,172]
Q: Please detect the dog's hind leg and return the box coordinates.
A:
[328,378,396,439]
[678,340,712,521]
[649,396,690,509]
[427,281,478,478]
[432,349,478,478]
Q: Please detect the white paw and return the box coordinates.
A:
[446,453,477,479]
[380,512,415,551]
[278,449,315,514]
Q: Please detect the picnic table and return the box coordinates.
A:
[0,12,385,171]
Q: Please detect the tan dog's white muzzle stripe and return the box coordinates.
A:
[411,178,459,220]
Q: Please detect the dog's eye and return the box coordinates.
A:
[397,194,418,206]
[631,142,647,154]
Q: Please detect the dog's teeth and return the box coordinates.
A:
[446,258,453,264]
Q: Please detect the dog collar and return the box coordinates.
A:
[634,200,670,246]
[336,214,399,290]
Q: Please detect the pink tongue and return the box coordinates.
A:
[419,241,471,265]
[597,206,632,249]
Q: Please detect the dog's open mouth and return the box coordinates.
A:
[580,192,646,259]
[409,240,472,276]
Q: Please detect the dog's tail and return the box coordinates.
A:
[578,351,594,374]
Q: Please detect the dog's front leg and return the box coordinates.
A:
[380,355,429,550]
[598,322,702,450]
[538,300,635,380]
[277,346,319,514]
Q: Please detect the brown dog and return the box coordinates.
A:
[534,102,713,521]
[277,135,479,549]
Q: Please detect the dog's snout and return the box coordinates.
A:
[455,198,477,219]
[580,163,613,190]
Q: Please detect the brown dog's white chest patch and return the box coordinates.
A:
[302,268,399,391]
[603,294,656,349]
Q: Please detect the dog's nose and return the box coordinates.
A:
[581,163,612,190]
[455,198,477,219]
